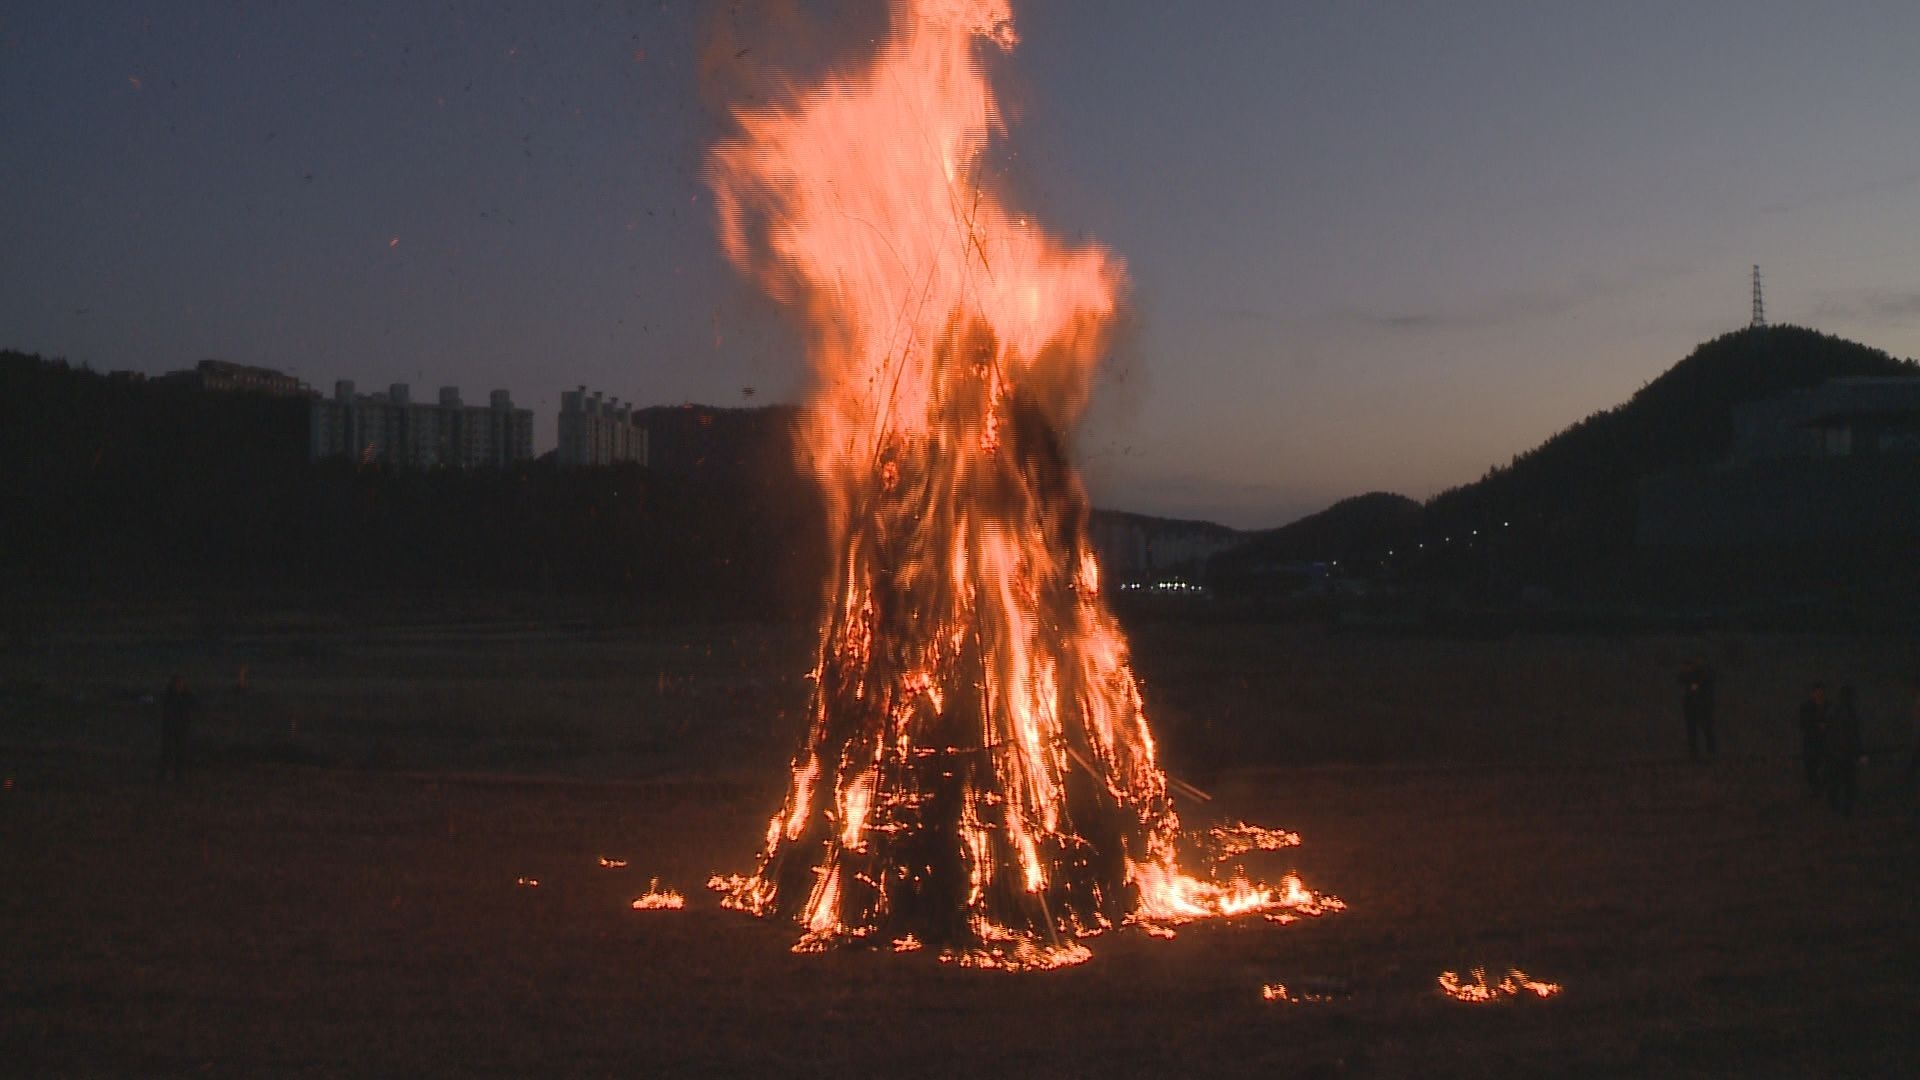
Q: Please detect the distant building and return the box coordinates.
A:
[558,387,648,467]
[1087,510,1243,586]
[190,359,310,397]
[309,381,532,468]
[1639,376,1920,547]
[1730,377,1920,461]
[634,403,800,476]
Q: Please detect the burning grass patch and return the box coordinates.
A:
[1438,968,1563,1003]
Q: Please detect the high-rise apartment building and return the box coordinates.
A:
[558,387,648,466]
[309,381,532,468]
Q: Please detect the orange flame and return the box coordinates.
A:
[1207,823,1302,862]
[631,879,687,911]
[706,0,1328,961]
[1438,968,1563,1003]
[1260,981,1339,1004]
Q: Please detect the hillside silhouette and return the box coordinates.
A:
[8,325,1915,619]
[1210,493,1420,594]
[1209,325,1920,601]
[1426,325,1916,556]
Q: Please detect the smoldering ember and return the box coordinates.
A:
[4,0,1920,1076]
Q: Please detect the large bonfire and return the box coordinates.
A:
[708,0,1328,969]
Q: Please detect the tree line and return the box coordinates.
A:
[0,351,826,618]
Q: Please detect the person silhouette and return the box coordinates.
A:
[1826,685,1862,818]
[1679,657,1718,761]
[159,674,195,781]
[1903,672,1920,786]
[1797,683,1828,795]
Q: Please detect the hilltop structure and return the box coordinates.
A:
[1639,375,1920,546]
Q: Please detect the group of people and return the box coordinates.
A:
[1796,682,1866,816]
[1679,658,1920,818]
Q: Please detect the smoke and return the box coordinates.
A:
[1069,297,1149,507]
[698,1,897,412]
[697,0,891,121]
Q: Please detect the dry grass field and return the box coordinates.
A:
[4,609,1918,1076]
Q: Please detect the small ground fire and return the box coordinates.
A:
[1437,969,1563,1003]
[705,0,1333,968]
[632,879,687,911]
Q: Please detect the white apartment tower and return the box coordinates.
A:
[309,381,532,468]
[558,387,648,466]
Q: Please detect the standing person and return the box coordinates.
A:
[1679,656,1718,761]
[1797,683,1828,796]
[159,674,194,781]
[1826,684,1862,818]
[1903,672,1920,786]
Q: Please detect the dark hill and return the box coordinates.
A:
[1427,325,1917,541]
[1085,509,1242,583]
[1213,492,1421,570]
[1422,325,1918,581]
[1208,325,1919,597]
[1087,508,1240,540]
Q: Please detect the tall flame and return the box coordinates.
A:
[708,0,1306,966]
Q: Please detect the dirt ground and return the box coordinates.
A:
[3,613,1918,1076]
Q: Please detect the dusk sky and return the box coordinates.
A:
[5,1,1917,528]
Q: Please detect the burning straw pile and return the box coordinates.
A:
[705,0,1330,969]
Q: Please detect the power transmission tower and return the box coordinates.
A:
[1751,265,1766,328]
